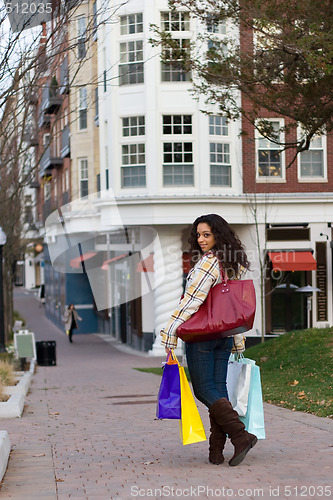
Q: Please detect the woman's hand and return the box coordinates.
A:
[165,347,171,355]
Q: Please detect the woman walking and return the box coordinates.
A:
[161,214,257,466]
[64,304,82,343]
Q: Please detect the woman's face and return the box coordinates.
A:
[196,223,216,253]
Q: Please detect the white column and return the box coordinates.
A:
[149,230,184,356]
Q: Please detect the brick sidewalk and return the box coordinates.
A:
[0,289,332,500]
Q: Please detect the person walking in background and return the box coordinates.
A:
[63,304,82,343]
[161,214,257,466]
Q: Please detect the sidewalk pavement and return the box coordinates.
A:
[0,289,332,500]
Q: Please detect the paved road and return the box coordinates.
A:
[0,289,332,499]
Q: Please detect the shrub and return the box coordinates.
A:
[0,382,6,402]
[0,360,16,386]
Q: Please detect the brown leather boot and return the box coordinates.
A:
[208,414,226,465]
[210,398,257,466]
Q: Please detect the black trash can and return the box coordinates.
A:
[36,341,56,366]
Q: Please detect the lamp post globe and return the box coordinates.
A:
[0,227,7,353]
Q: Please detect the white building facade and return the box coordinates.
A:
[94,0,256,354]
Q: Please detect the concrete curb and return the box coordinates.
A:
[0,360,34,418]
[0,394,25,419]
[0,431,11,483]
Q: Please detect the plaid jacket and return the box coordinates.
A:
[160,252,220,349]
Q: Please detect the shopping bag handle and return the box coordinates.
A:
[166,349,180,365]
[229,352,245,362]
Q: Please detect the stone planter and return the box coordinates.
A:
[0,359,35,418]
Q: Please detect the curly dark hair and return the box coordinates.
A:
[188,214,250,277]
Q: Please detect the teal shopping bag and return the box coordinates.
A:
[239,362,265,440]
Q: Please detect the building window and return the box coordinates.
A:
[93,0,98,40]
[210,143,231,186]
[79,158,88,197]
[122,116,145,136]
[209,115,228,136]
[253,23,284,83]
[207,19,226,34]
[161,11,191,82]
[299,135,325,179]
[106,168,109,190]
[78,87,87,130]
[103,48,107,92]
[65,169,69,192]
[54,178,58,202]
[162,114,193,186]
[121,144,146,187]
[94,87,99,124]
[77,16,86,59]
[256,121,284,178]
[119,40,144,85]
[120,13,143,35]
[163,142,193,185]
[161,11,190,31]
[206,17,228,59]
[24,195,33,224]
[43,133,51,145]
[103,70,107,92]
[161,38,191,82]
[163,115,192,134]
[44,181,51,200]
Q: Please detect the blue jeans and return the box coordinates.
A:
[185,337,233,409]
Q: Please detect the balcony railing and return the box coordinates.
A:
[61,125,70,157]
[29,179,40,189]
[40,145,63,177]
[41,84,62,114]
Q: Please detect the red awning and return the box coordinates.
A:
[268,251,317,271]
[70,252,97,269]
[137,254,154,272]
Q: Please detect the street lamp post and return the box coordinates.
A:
[296,285,321,329]
[0,227,7,353]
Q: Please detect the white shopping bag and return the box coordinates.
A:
[227,354,252,417]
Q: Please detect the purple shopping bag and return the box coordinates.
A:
[156,351,181,419]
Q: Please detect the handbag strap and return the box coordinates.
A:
[215,256,228,285]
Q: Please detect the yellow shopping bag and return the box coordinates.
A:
[178,366,206,445]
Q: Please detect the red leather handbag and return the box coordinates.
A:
[176,272,256,343]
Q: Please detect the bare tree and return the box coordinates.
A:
[0,0,123,344]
